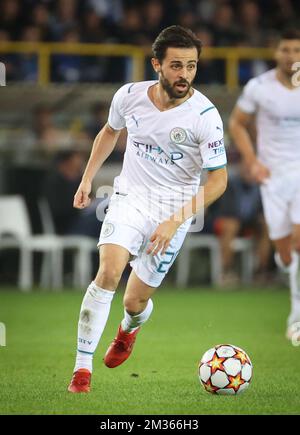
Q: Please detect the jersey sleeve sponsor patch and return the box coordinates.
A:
[198,108,227,169]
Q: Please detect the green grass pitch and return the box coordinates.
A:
[1,286,300,415]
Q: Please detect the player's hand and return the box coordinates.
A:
[249,159,270,184]
[147,220,180,256]
[73,180,92,209]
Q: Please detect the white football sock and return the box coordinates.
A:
[275,252,300,325]
[121,299,153,333]
[74,281,115,372]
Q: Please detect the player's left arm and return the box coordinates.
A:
[169,166,228,220]
[146,167,227,255]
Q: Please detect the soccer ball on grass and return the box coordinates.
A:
[198,344,253,395]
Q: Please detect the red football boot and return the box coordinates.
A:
[104,325,140,368]
[68,368,91,393]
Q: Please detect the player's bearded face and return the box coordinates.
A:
[159,70,192,99]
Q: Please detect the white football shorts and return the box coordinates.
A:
[98,192,192,287]
[260,172,300,240]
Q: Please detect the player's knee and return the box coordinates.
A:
[95,266,122,290]
[123,295,148,315]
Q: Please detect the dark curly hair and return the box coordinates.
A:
[280,29,300,40]
[152,25,202,64]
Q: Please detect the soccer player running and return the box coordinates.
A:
[229,30,300,342]
[68,26,228,393]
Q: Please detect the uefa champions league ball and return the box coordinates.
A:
[199,344,253,395]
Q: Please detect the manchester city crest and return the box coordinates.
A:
[102,222,115,238]
[170,127,187,144]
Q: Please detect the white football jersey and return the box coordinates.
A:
[108,80,227,222]
[237,69,300,173]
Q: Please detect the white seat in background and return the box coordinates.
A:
[38,198,98,288]
[175,233,254,287]
[0,195,63,291]
[0,195,98,291]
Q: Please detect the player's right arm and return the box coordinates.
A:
[228,107,270,183]
[73,123,121,209]
[74,84,128,209]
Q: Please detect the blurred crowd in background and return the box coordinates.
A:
[1,0,300,83]
[1,0,300,46]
